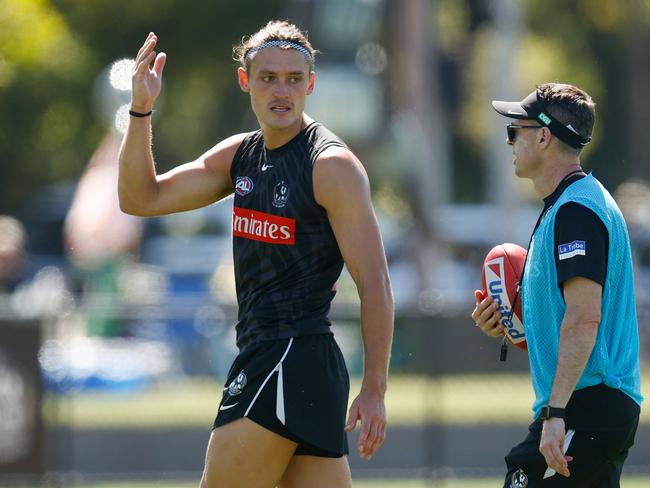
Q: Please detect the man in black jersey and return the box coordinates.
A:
[118,21,394,488]
[471,83,642,487]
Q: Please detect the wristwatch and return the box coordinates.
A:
[540,405,566,420]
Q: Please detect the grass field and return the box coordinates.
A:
[43,373,650,428]
[36,373,650,487]
[48,476,650,487]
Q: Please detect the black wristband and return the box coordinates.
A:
[540,405,566,420]
[129,109,153,118]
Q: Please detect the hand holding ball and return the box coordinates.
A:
[481,243,527,351]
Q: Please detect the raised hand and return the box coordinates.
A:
[131,32,167,112]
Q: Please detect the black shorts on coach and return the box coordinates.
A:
[504,384,640,488]
[213,333,349,457]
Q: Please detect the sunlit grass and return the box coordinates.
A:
[43,373,650,429]
[38,373,650,488]
[47,475,650,488]
[81,481,434,488]
[43,378,219,429]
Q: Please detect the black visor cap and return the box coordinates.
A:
[492,91,591,149]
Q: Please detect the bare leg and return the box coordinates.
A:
[200,418,297,488]
[278,455,352,488]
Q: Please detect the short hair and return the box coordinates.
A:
[536,83,596,153]
[233,20,316,72]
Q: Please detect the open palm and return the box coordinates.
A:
[131,32,167,112]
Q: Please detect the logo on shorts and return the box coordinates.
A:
[227,370,247,396]
[272,180,290,208]
[510,468,528,488]
[235,176,254,196]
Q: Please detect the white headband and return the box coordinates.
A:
[244,40,313,63]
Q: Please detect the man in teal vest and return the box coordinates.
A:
[472,82,642,487]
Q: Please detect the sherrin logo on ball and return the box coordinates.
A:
[481,243,527,351]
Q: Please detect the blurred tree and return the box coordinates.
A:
[514,0,649,188]
[621,0,650,181]
[386,0,451,293]
[0,0,286,216]
[433,0,649,201]
[0,0,93,214]
[1,0,648,236]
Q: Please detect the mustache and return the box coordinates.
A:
[268,100,292,107]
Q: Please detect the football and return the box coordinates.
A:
[481,243,527,350]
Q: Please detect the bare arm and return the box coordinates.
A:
[118,33,242,216]
[313,146,394,460]
[540,276,602,477]
[549,277,601,407]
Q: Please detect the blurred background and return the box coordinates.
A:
[1,0,650,487]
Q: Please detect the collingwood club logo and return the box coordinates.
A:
[510,469,528,488]
[272,180,290,208]
[227,370,247,396]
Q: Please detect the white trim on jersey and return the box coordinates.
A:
[243,338,293,424]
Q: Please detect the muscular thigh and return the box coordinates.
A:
[278,455,352,488]
[201,418,297,488]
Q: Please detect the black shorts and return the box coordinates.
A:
[504,386,640,487]
[213,333,349,457]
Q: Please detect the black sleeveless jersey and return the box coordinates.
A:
[229,122,347,350]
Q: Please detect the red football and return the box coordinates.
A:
[481,243,527,350]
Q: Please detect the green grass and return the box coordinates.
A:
[36,373,650,488]
[43,373,650,428]
[79,481,432,488]
[55,476,650,488]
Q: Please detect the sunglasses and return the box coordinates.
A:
[507,123,542,143]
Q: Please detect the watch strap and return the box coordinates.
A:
[540,405,566,420]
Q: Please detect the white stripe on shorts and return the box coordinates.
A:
[243,338,293,424]
[276,361,285,424]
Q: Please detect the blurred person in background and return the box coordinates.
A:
[118,20,393,488]
[614,179,650,350]
[0,215,31,294]
[0,215,29,294]
[472,83,642,487]
[0,215,71,322]
[64,133,143,337]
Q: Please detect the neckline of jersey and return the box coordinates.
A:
[263,121,319,155]
[542,172,588,209]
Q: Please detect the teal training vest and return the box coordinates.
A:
[522,174,643,419]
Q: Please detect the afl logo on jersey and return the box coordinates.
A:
[235,176,254,196]
[272,180,290,208]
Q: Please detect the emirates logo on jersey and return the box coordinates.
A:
[232,206,295,245]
